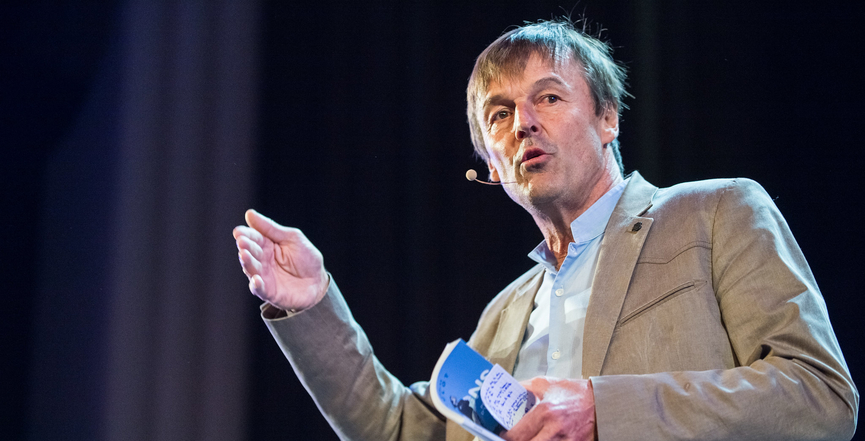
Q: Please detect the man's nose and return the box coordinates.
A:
[513,104,539,140]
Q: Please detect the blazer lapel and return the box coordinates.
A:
[486,269,544,372]
[582,172,657,378]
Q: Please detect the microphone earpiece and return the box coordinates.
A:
[465,169,514,185]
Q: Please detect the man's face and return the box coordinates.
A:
[479,53,619,214]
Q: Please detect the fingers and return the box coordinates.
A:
[522,377,552,400]
[501,406,545,441]
[503,381,545,440]
[239,250,269,299]
[503,378,596,441]
[235,233,264,260]
[239,209,306,249]
[248,274,267,299]
[234,229,266,281]
[503,400,593,441]
[238,248,263,275]
[245,209,297,242]
[233,225,266,249]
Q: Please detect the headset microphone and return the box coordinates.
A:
[465,169,515,185]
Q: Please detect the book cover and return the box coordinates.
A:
[430,339,534,441]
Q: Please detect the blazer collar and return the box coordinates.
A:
[613,171,657,217]
[480,172,659,378]
[486,267,544,372]
[582,171,658,378]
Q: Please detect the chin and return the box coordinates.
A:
[518,182,560,210]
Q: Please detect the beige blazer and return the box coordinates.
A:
[266,172,858,441]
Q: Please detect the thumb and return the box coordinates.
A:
[521,377,552,400]
[245,209,292,242]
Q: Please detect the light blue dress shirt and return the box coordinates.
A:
[511,178,629,381]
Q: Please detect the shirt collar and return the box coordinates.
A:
[527,177,630,272]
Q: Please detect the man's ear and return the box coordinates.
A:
[487,161,501,183]
[600,107,619,145]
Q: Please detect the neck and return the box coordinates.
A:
[531,172,623,270]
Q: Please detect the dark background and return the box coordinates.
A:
[2,0,863,439]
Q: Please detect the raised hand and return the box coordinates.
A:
[233,209,329,312]
[502,377,596,441]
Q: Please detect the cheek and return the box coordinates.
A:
[544,110,595,139]
[481,139,500,164]
[486,125,512,147]
[483,137,515,166]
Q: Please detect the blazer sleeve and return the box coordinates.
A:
[591,178,858,440]
[263,278,446,441]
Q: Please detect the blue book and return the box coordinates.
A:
[430,339,535,441]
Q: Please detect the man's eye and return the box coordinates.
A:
[545,95,559,104]
[493,110,510,121]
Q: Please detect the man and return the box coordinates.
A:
[233,20,858,440]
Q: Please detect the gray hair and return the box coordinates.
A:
[466,19,629,172]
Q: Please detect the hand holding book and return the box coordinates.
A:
[502,377,596,441]
[431,340,597,441]
[430,340,536,441]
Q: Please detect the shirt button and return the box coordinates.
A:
[555,288,564,297]
[551,351,561,360]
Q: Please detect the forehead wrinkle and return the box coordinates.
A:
[531,76,569,93]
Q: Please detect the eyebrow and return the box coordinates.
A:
[482,76,569,110]
[532,76,568,92]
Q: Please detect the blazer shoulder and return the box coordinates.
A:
[651,177,773,212]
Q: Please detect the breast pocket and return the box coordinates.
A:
[617,280,700,327]
[603,279,735,374]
